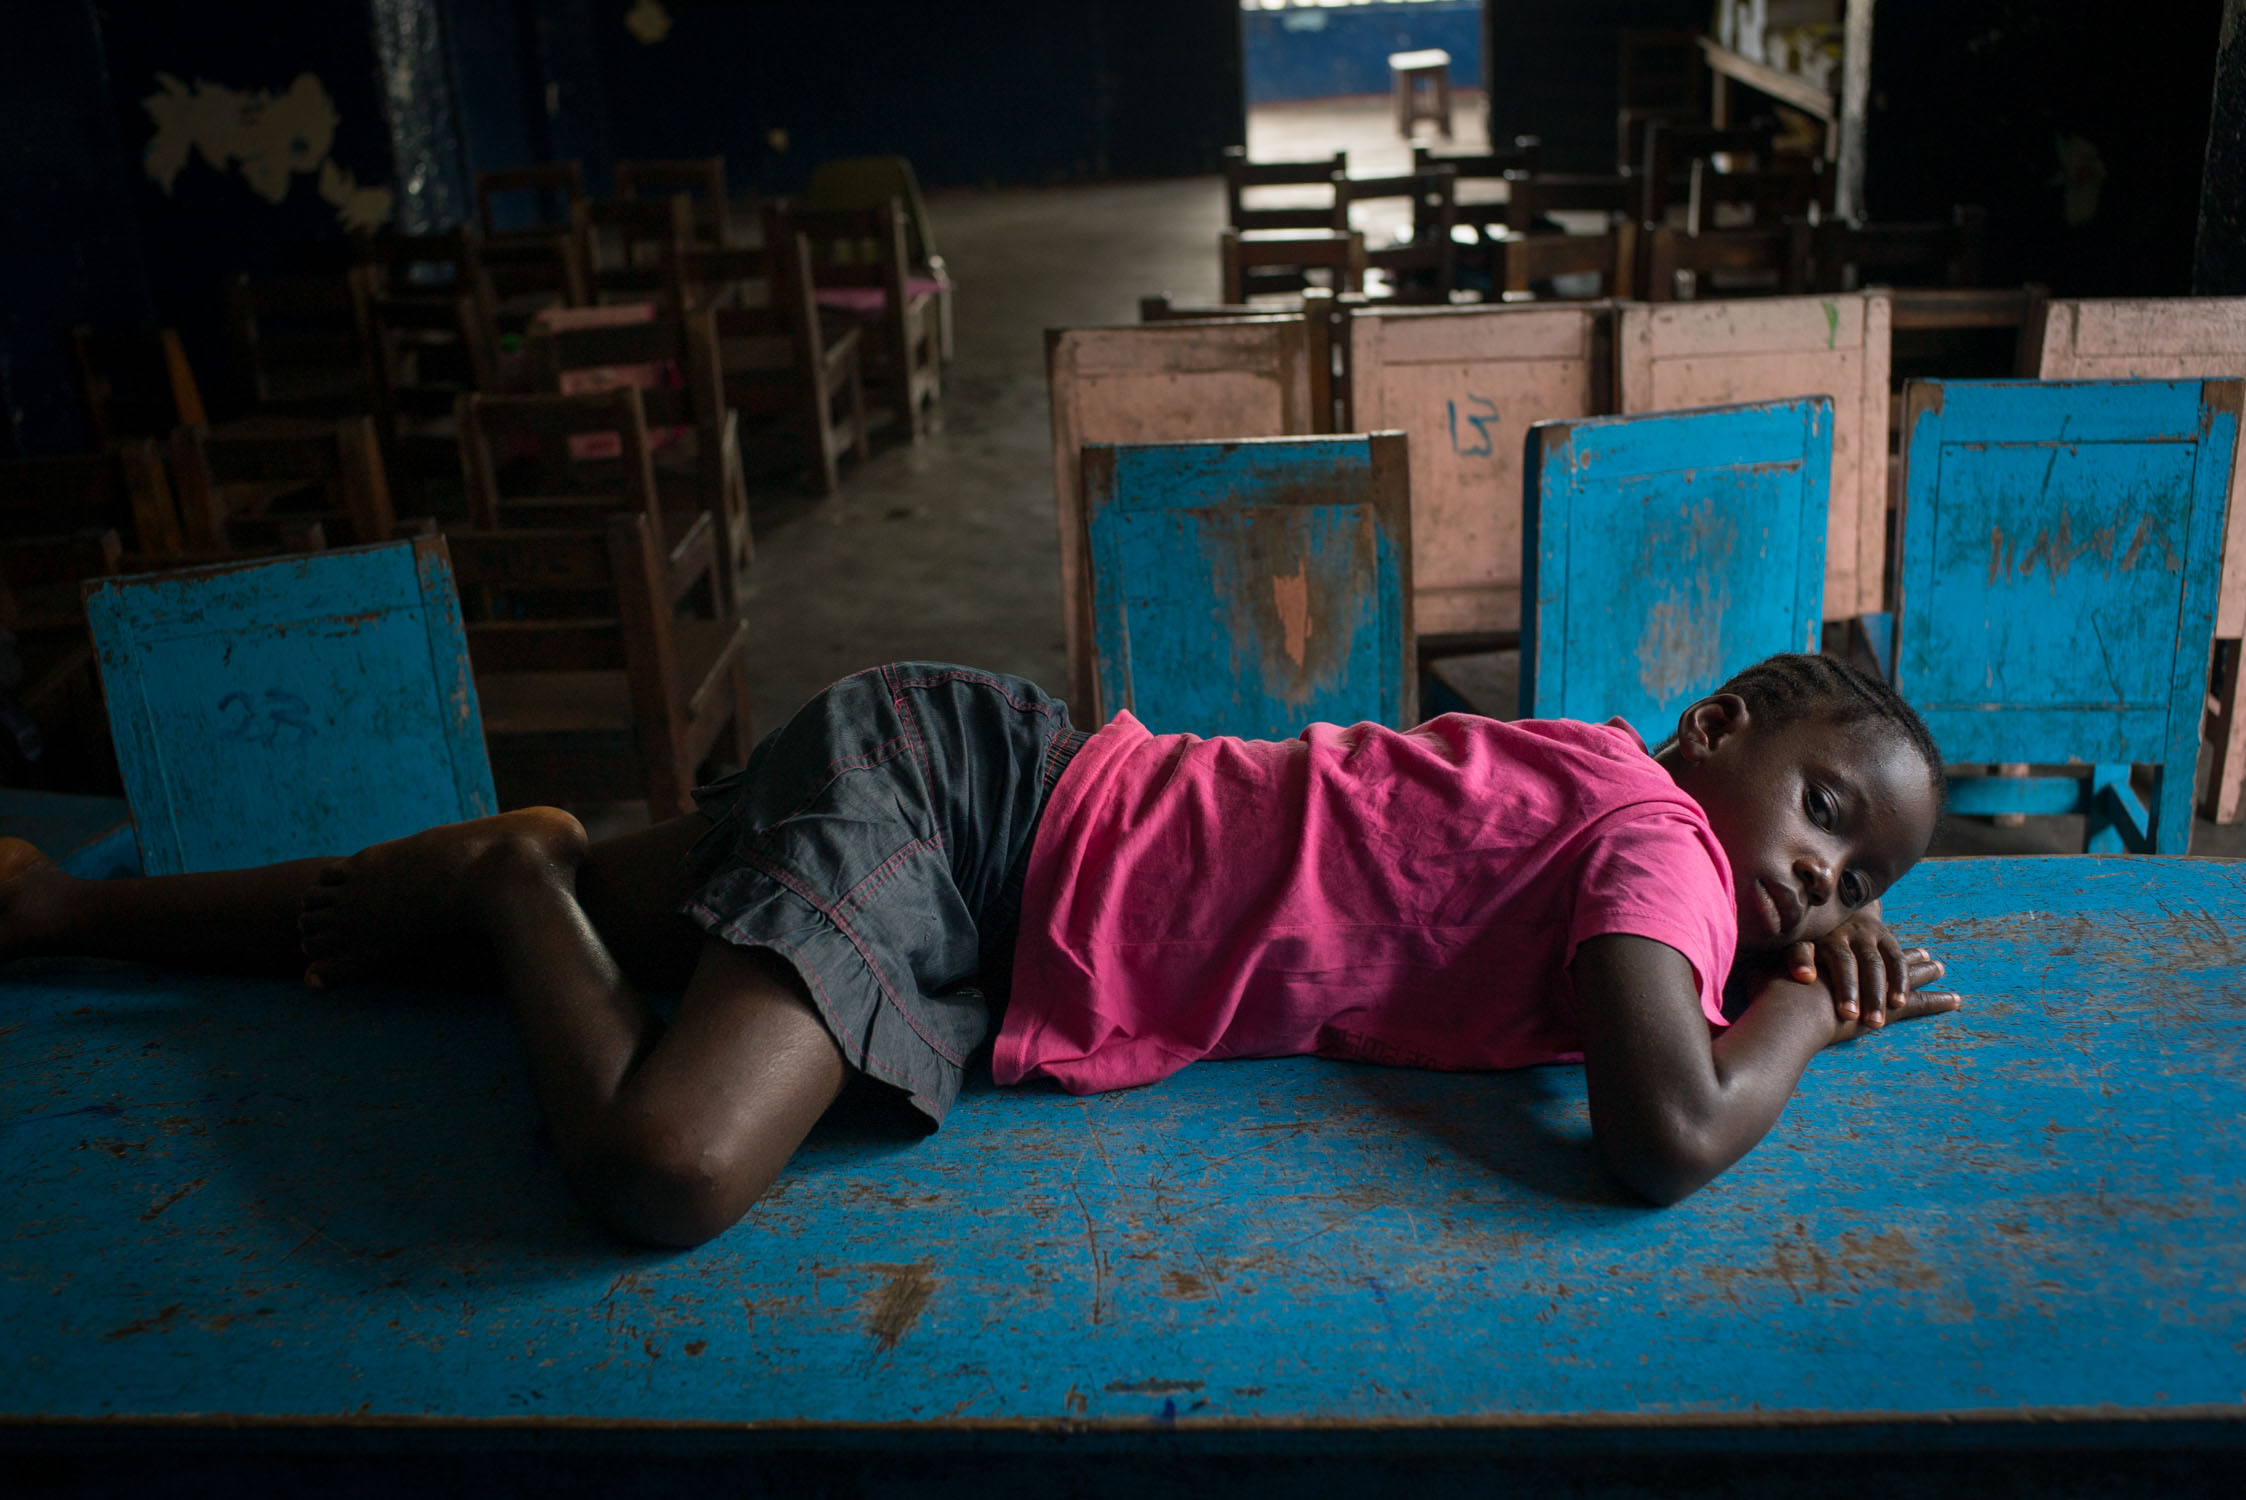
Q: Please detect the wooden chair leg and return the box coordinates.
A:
[2201,636,2244,822]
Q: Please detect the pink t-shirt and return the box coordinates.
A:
[992,711,1736,1095]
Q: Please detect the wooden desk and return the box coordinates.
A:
[5,857,2243,1489]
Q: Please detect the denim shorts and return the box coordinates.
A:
[680,663,1087,1123]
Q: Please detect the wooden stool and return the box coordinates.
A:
[1389,48,1453,139]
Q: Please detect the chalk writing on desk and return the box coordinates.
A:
[217,688,316,746]
[1447,395,1498,457]
[1985,513,2183,587]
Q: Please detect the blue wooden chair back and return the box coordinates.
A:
[1894,378,2241,854]
[1083,433,1415,739]
[1521,397,1832,743]
[84,537,497,875]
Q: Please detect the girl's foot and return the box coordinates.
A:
[0,838,69,963]
[296,808,588,990]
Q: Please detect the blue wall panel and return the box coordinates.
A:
[1244,2,1485,106]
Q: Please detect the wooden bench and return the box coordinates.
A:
[1894,378,2239,854]
[1083,433,1414,739]
[1617,292,1892,619]
[7,855,2245,1489]
[80,536,494,873]
[1346,302,1616,644]
[1521,398,1831,740]
[1048,316,1326,712]
[2031,296,2246,823]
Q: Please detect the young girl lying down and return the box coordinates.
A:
[0,652,1952,1247]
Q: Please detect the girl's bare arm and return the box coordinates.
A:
[1568,933,1953,1204]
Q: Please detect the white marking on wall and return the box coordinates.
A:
[141,71,393,232]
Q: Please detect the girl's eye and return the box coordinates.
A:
[1841,871,1868,906]
[1807,785,1836,829]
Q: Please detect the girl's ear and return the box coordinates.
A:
[1674,693,1750,762]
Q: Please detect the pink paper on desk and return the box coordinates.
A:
[813,274,951,314]
[533,303,686,460]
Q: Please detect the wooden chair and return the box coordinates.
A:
[475,164,591,326]
[1617,27,1708,173]
[1048,315,1326,710]
[1223,147,1351,232]
[2035,297,2246,823]
[804,155,953,362]
[168,418,394,554]
[1501,172,1639,235]
[476,161,585,236]
[1617,292,1892,620]
[1221,228,1366,305]
[1891,378,2241,853]
[614,156,734,248]
[1520,398,1831,742]
[445,507,751,819]
[81,536,497,874]
[1810,207,1988,293]
[1498,225,1637,301]
[684,240,871,497]
[0,443,182,557]
[1641,222,1810,302]
[1414,138,1541,247]
[225,271,377,422]
[66,328,208,447]
[1345,301,1617,644]
[0,447,246,788]
[575,193,696,311]
[1688,162,1831,231]
[1389,49,1454,139]
[1348,168,1458,304]
[357,229,501,483]
[771,201,941,440]
[1082,433,1414,737]
[0,526,121,793]
[1640,119,1781,225]
[527,310,753,606]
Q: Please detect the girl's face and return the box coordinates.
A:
[1666,696,1940,951]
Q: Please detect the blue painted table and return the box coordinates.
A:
[4,858,2243,1492]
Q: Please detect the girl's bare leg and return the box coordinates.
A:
[0,838,331,978]
[297,810,846,1246]
[0,813,715,992]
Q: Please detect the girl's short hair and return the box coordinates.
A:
[1718,652,1946,809]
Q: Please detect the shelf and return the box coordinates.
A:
[1697,36,1836,123]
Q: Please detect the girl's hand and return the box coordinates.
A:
[1819,953,1960,1045]
[1785,905,1947,1030]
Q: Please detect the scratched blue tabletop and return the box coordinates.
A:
[2,856,2242,1442]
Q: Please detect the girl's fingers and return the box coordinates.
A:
[1788,939,1817,984]
[1830,941,1860,1019]
[1879,935,1908,1012]
[1853,940,1884,1028]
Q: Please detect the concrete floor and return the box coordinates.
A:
[603,164,2244,859]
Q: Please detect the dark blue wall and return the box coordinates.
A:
[0,0,153,456]
[593,0,1240,191]
[1481,0,1705,171]
[1243,1,1483,105]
